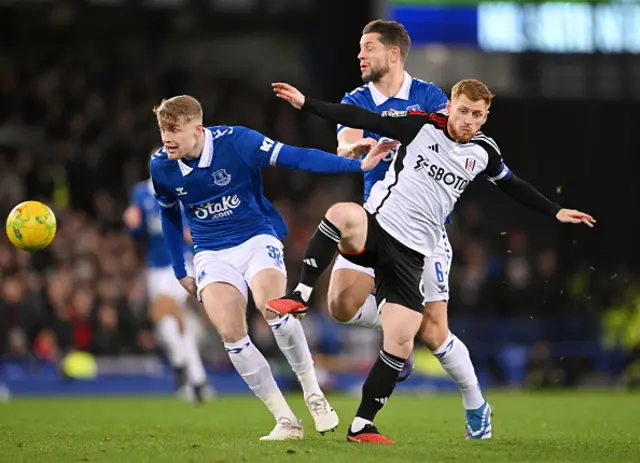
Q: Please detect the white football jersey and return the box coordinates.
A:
[364,116,509,256]
[302,98,560,259]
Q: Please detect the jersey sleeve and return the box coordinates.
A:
[336,91,362,138]
[424,85,449,114]
[475,135,512,183]
[304,98,430,147]
[149,161,178,208]
[233,126,283,171]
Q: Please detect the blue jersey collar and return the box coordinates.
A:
[178,128,214,176]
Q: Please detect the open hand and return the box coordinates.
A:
[556,209,596,227]
[360,140,400,172]
[272,82,305,110]
[347,137,378,158]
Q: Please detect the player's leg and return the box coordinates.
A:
[148,267,190,396]
[347,228,426,444]
[195,253,302,441]
[150,295,189,395]
[266,202,370,317]
[328,261,413,382]
[419,237,490,439]
[173,282,212,404]
[248,236,338,434]
[328,262,378,328]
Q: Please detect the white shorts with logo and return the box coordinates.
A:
[147,261,195,306]
[193,234,287,301]
[332,228,452,303]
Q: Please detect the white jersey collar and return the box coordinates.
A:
[367,71,413,106]
[179,128,213,176]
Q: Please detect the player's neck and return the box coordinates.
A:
[372,67,406,98]
[184,137,206,160]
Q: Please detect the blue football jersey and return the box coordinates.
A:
[149,126,289,254]
[337,72,448,201]
[130,180,192,268]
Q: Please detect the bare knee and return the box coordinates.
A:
[200,284,248,344]
[327,269,373,323]
[219,328,247,344]
[328,291,363,323]
[419,301,449,350]
[325,203,367,251]
[380,303,423,358]
[325,202,359,229]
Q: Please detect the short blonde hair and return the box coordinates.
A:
[451,79,494,108]
[153,95,203,130]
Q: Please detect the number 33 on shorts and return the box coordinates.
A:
[266,244,284,268]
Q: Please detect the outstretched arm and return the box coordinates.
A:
[496,173,595,227]
[233,127,398,173]
[272,82,428,146]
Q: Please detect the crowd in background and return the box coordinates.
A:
[1,43,639,386]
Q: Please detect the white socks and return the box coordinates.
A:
[157,315,187,368]
[267,314,323,399]
[157,315,208,387]
[294,283,313,302]
[224,335,296,421]
[182,325,207,386]
[432,331,485,410]
[343,294,381,330]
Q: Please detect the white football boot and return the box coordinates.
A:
[305,393,339,435]
[260,417,304,441]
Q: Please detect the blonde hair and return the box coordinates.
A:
[153,95,203,130]
[451,79,494,108]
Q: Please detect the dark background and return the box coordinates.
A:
[0,0,638,391]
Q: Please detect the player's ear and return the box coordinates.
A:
[445,101,452,114]
[391,45,402,63]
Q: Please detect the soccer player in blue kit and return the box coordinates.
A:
[149,95,396,440]
[321,20,489,437]
[124,177,211,403]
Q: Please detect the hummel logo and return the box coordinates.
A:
[428,144,439,153]
[175,187,187,196]
[303,258,317,268]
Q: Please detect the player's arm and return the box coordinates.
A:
[337,128,362,157]
[480,140,595,227]
[272,83,425,147]
[149,163,188,279]
[180,207,192,245]
[336,95,377,158]
[233,126,396,174]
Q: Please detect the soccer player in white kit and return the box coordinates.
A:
[124,178,211,403]
[267,79,595,443]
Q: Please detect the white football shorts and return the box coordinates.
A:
[147,260,195,306]
[193,234,287,301]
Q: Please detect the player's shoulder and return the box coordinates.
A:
[470,131,501,157]
[150,147,170,167]
[342,84,373,105]
[206,125,234,138]
[409,78,448,109]
[410,77,442,93]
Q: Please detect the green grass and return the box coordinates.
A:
[0,392,638,462]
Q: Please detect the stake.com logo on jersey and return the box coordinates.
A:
[192,195,241,220]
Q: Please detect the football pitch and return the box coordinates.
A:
[0,391,638,463]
